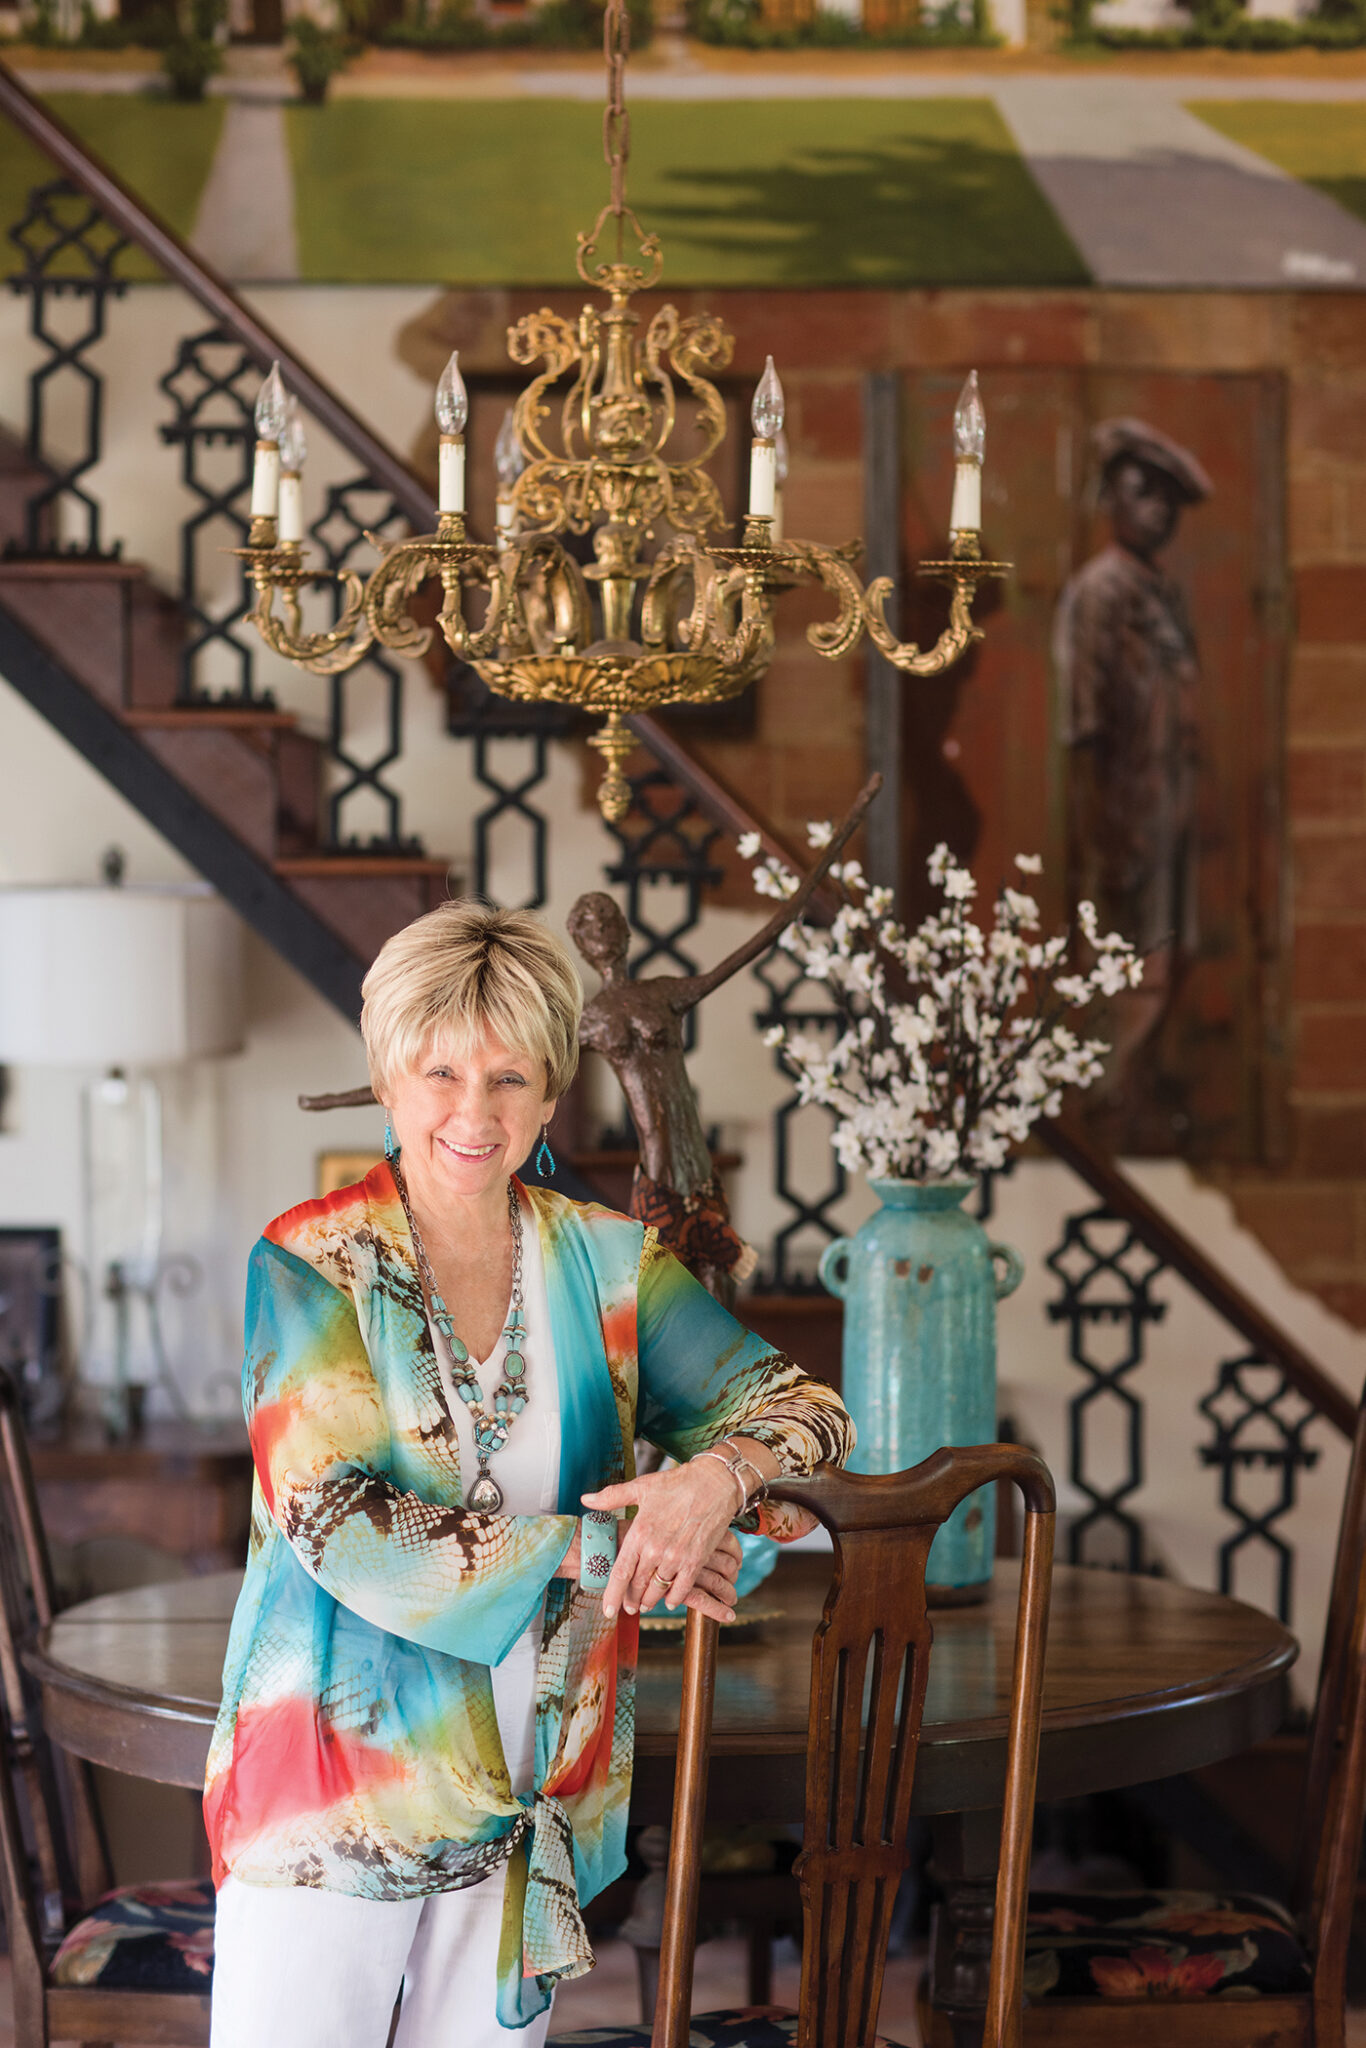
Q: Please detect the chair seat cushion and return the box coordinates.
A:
[51,1877,215,1993]
[551,2007,910,2047]
[1024,1889,1312,2002]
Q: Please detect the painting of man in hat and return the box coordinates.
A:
[1055,416,1213,1109]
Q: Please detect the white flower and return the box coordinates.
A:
[924,1129,961,1177]
[1001,889,1040,929]
[1094,954,1133,996]
[1015,853,1043,874]
[750,841,1132,1179]
[806,820,833,849]
[738,831,761,860]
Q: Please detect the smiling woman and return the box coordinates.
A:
[204,899,853,2048]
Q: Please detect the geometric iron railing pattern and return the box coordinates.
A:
[1198,1355,1322,1623]
[8,177,128,558]
[750,941,847,1290]
[308,476,420,854]
[445,664,571,909]
[158,325,263,706]
[1046,1205,1167,1574]
[605,760,724,1053]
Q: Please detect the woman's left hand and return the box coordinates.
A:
[582,1458,751,1621]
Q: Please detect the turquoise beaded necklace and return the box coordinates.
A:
[394,1160,528,1514]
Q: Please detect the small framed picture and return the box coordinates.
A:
[317,1151,384,1199]
[0,1227,65,1435]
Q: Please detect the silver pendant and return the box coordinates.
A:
[468,1470,504,1513]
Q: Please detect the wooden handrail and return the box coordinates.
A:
[0,62,433,528]
[0,61,1352,1447]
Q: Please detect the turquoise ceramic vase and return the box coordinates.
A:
[819,1178,1024,1600]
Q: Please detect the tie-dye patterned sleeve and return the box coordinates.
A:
[246,1237,577,1666]
[633,1240,854,1484]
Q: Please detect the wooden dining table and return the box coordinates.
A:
[26,1550,1297,2034]
[27,1550,1296,1810]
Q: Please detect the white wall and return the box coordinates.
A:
[0,279,1361,1681]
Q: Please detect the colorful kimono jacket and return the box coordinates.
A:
[204,1161,853,2028]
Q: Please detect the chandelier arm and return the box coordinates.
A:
[703,564,776,671]
[862,571,983,677]
[781,541,868,660]
[437,560,509,664]
[362,541,439,660]
[251,569,376,676]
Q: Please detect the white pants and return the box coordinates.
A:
[211,1630,550,2048]
[210,1871,554,2048]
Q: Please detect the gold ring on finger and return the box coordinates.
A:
[650,1567,672,1584]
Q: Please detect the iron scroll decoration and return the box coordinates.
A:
[234,0,1010,822]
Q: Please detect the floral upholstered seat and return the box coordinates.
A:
[50,1877,215,1993]
[552,2011,911,2048]
[1023,1890,1312,2002]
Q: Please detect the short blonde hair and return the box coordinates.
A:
[361,902,582,1101]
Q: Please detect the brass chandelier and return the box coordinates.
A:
[238,0,1009,823]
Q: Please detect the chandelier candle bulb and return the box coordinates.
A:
[277,469,303,545]
[434,352,469,515]
[438,437,466,516]
[494,407,524,541]
[773,427,789,543]
[251,360,289,521]
[748,355,785,522]
[276,399,307,547]
[949,369,985,535]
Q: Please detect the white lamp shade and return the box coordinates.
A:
[0,884,245,1066]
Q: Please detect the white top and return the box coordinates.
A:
[427,1185,561,1519]
[426,1186,560,1794]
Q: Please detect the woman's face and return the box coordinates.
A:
[383,1028,553,1211]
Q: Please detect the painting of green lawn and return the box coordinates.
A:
[1189,101,1366,226]
[285,97,1088,287]
[0,95,225,280]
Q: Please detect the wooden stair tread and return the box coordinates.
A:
[275,854,454,878]
[123,706,301,731]
[0,554,150,580]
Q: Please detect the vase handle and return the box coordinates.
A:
[989,1240,1025,1301]
[818,1237,853,1300]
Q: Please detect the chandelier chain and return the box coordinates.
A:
[602,0,631,229]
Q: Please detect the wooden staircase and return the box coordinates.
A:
[0,483,453,1017]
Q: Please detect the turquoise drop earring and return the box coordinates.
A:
[384,1114,397,1161]
[535,1126,556,1177]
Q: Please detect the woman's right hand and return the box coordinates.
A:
[556,1527,742,1625]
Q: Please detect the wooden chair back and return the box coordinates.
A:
[1294,1383,1366,2038]
[654,1443,1056,2048]
[0,1369,111,2015]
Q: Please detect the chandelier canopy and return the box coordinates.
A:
[239,0,1009,822]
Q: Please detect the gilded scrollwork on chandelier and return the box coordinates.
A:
[236,0,1009,823]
